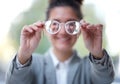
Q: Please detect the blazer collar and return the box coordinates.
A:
[44,50,81,84]
[67,51,81,84]
[44,51,56,84]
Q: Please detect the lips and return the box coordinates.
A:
[57,37,71,42]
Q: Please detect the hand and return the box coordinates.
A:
[80,20,103,59]
[18,21,45,64]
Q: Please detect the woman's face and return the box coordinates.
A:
[47,6,80,52]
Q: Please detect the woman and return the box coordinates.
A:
[6,0,114,84]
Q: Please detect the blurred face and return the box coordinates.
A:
[46,6,80,52]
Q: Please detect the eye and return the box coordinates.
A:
[50,21,59,28]
[66,21,76,29]
[65,21,80,35]
[52,22,58,26]
[69,22,76,27]
[45,20,60,34]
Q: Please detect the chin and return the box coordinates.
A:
[56,45,73,52]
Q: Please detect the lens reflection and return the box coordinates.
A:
[45,20,80,35]
[49,21,59,34]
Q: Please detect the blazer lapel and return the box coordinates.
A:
[67,53,81,84]
[44,52,57,84]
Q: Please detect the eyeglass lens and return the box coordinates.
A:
[45,20,80,35]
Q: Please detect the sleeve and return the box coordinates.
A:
[89,49,115,84]
[16,56,31,69]
[5,54,34,84]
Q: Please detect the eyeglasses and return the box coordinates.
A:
[45,20,81,35]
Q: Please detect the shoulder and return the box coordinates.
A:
[30,53,49,72]
[32,53,44,60]
[31,51,51,64]
[31,53,46,64]
[73,51,90,67]
[78,55,91,67]
[74,51,89,63]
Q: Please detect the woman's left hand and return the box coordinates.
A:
[80,20,104,59]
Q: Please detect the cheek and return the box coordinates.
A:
[47,34,56,43]
[45,32,54,43]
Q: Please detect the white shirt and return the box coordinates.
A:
[50,49,73,84]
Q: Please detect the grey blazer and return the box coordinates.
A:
[5,50,114,84]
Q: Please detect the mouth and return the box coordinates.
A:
[57,36,71,42]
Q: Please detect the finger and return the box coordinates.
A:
[95,24,103,30]
[29,24,43,36]
[35,28,42,38]
[28,24,43,33]
[22,25,33,33]
[32,24,44,33]
[29,24,38,31]
[33,21,45,28]
[80,20,90,28]
[86,24,95,29]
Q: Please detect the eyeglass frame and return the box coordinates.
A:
[45,20,81,35]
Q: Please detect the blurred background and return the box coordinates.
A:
[0,0,120,84]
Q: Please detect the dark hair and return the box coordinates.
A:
[46,0,84,20]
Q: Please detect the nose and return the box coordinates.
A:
[58,23,67,35]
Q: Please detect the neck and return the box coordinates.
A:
[53,48,73,62]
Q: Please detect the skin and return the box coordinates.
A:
[18,6,103,64]
[46,7,79,61]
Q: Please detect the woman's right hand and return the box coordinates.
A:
[18,21,45,64]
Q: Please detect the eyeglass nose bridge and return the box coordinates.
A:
[59,22,66,29]
[58,22,67,33]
